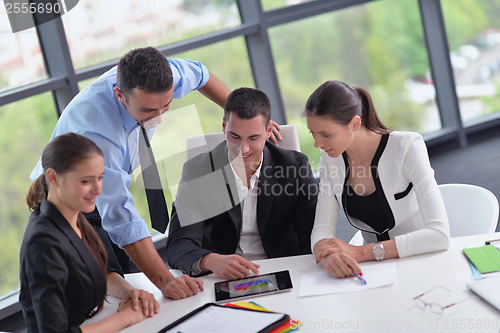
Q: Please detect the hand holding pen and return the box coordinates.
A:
[313,238,365,279]
[352,270,367,285]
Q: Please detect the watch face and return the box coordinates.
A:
[372,243,385,260]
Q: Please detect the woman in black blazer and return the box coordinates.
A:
[20,133,159,333]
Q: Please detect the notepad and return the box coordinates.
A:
[463,245,500,274]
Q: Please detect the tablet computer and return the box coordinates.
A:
[214,270,293,302]
[158,303,290,333]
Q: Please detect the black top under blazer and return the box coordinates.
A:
[166,141,318,275]
[19,199,106,333]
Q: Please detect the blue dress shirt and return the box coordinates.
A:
[31,58,209,248]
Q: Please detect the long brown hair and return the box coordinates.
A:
[304,80,391,134]
[26,133,108,315]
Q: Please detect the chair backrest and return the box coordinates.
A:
[185,124,301,160]
[438,183,499,237]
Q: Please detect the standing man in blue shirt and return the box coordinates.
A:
[30,47,258,299]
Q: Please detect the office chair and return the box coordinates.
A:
[185,124,301,160]
[349,183,499,245]
[438,183,498,237]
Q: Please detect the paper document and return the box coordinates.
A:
[298,262,397,297]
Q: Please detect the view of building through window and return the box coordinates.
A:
[442,0,500,123]
[0,8,46,92]
[270,0,439,169]
[61,0,240,69]
[261,0,316,11]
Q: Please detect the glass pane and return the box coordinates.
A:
[261,0,317,11]
[76,35,253,234]
[78,76,98,91]
[0,93,57,299]
[168,37,254,134]
[442,0,500,123]
[62,0,241,69]
[150,37,254,206]
[107,37,253,234]
[0,9,47,92]
[269,0,439,170]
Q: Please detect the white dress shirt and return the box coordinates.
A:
[191,153,266,274]
[230,153,267,260]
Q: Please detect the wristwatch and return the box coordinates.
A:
[372,242,385,261]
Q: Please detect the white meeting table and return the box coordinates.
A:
[85,233,500,332]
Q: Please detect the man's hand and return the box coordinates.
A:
[200,253,260,279]
[268,120,282,145]
[161,275,204,300]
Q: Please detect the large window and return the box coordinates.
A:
[0,93,57,299]
[441,0,500,124]
[61,0,241,69]
[269,0,439,169]
[0,10,46,92]
[144,37,254,231]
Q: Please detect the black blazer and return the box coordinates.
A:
[166,141,318,275]
[19,199,106,333]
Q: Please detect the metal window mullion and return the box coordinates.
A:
[237,0,286,125]
[418,0,466,147]
[34,14,78,117]
[0,77,67,107]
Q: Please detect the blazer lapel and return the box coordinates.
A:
[257,144,275,236]
[40,199,106,307]
[211,142,242,232]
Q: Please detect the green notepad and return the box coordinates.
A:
[463,245,500,274]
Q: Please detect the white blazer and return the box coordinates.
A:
[311,131,450,258]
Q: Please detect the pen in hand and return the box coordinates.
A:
[352,271,367,285]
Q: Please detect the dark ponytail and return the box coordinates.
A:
[26,175,48,212]
[354,87,391,134]
[305,80,391,134]
[26,133,108,316]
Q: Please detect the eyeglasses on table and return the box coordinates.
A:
[413,286,470,315]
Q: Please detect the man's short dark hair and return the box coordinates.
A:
[224,87,271,126]
[116,47,173,97]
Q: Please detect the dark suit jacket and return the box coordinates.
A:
[19,199,106,333]
[166,141,318,275]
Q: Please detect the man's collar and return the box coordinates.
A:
[228,152,264,184]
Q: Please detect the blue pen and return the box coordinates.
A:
[353,272,367,285]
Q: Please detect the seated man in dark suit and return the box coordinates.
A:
[166,87,318,279]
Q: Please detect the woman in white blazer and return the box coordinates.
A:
[305,80,450,279]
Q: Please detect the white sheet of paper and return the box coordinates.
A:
[298,262,397,297]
